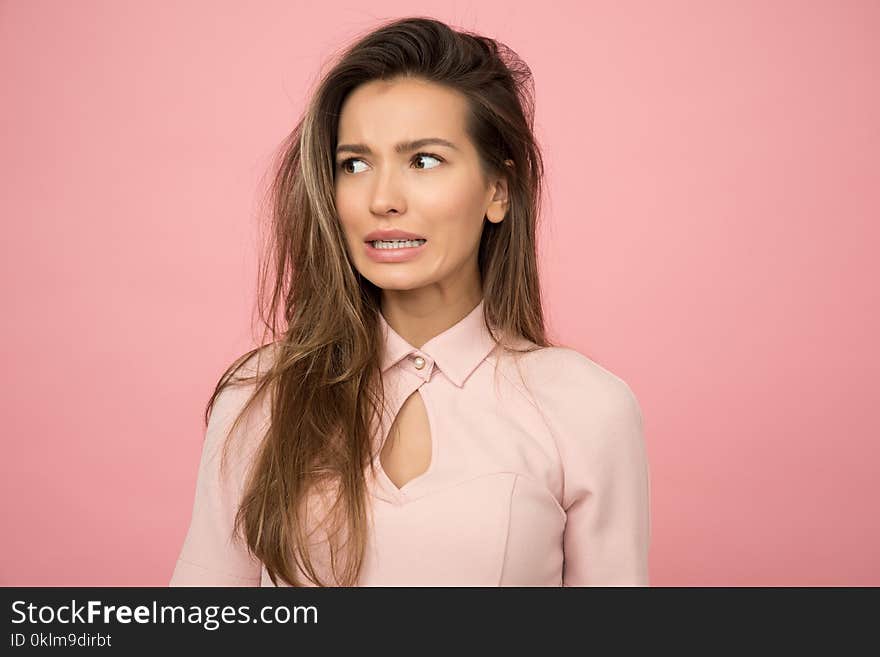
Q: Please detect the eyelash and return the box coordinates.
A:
[337,152,445,174]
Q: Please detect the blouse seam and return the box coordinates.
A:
[396,470,566,522]
[486,354,568,509]
[510,472,567,522]
[497,473,517,586]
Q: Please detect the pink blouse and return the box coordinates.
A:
[170,300,651,586]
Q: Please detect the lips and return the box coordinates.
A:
[363,238,427,263]
[364,229,427,242]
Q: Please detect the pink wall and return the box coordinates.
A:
[2,1,877,586]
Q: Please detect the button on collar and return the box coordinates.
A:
[405,353,433,381]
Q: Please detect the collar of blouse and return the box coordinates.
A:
[378,299,498,388]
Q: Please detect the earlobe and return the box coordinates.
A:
[486,199,509,224]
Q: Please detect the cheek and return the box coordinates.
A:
[334,192,362,243]
[419,179,486,249]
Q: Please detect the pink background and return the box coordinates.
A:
[2,1,877,586]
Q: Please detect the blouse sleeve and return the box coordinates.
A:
[550,354,652,586]
[169,366,270,587]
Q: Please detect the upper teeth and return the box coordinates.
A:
[372,239,426,249]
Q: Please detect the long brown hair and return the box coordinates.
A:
[209,16,552,586]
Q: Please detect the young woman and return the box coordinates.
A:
[170,16,651,587]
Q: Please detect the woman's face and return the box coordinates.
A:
[333,77,508,296]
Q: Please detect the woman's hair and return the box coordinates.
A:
[210,16,552,586]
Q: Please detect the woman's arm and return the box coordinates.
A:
[532,348,652,586]
[560,377,651,586]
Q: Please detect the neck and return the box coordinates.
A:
[380,286,482,349]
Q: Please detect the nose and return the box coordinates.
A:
[369,165,407,216]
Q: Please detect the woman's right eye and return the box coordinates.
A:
[339,158,367,174]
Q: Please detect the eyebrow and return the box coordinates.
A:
[335,137,459,157]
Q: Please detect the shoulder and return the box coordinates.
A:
[503,345,643,438]
[227,342,282,383]
[217,342,281,397]
[206,343,279,450]
[515,345,639,407]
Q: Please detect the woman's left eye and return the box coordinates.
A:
[412,153,442,169]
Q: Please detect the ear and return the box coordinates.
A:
[486,159,514,224]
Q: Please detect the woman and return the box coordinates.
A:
[170,16,651,587]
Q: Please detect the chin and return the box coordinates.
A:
[373,280,425,292]
[366,270,429,292]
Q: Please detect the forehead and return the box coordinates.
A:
[337,77,470,145]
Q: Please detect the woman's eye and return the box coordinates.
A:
[338,153,443,174]
[341,158,368,174]
[412,153,442,169]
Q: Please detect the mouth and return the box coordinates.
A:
[365,238,428,250]
[363,238,428,263]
